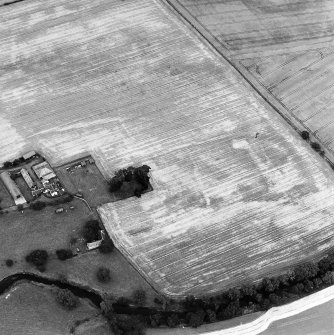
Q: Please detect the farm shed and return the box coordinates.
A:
[0,172,26,205]
[32,161,56,182]
[23,151,36,160]
[20,168,35,188]
[86,240,102,250]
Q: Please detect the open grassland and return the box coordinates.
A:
[2,0,334,298]
[172,0,334,153]
[0,281,101,335]
[0,200,157,303]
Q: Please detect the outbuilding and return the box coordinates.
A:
[23,151,36,161]
[0,171,27,205]
[20,168,35,188]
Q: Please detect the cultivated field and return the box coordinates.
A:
[2,0,334,299]
[171,0,334,152]
[0,281,101,335]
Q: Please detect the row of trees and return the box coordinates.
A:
[101,251,334,331]
[30,195,74,211]
[109,165,151,198]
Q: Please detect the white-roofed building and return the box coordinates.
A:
[20,168,35,188]
[0,172,27,205]
[23,151,36,160]
[33,161,56,183]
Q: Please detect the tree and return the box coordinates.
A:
[132,289,147,305]
[56,249,73,261]
[227,287,241,302]
[55,288,79,310]
[5,259,13,267]
[318,257,332,275]
[3,161,12,168]
[187,309,205,328]
[167,314,180,328]
[96,267,111,283]
[30,201,46,210]
[322,271,334,285]
[293,262,319,282]
[109,176,123,192]
[99,237,114,254]
[241,284,257,298]
[218,302,241,320]
[268,293,280,305]
[303,279,314,293]
[301,131,310,140]
[82,220,100,242]
[313,277,323,289]
[311,142,321,152]
[25,249,48,270]
[206,309,217,323]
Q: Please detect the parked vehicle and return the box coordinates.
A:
[55,207,64,214]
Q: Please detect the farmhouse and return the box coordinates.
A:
[32,161,56,183]
[20,168,35,188]
[0,172,27,205]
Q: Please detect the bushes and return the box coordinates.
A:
[311,142,321,152]
[56,249,73,261]
[293,262,319,282]
[109,165,151,198]
[96,267,111,283]
[5,259,13,267]
[30,201,46,210]
[82,220,100,242]
[99,237,114,254]
[132,289,147,305]
[55,288,79,310]
[25,249,48,271]
[301,131,310,140]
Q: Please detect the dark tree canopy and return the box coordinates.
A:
[55,288,79,310]
[25,249,48,271]
[96,266,111,283]
[30,201,46,210]
[99,237,114,254]
[301,131,310,140]
[82,220,100,242]
[56,249,73,261]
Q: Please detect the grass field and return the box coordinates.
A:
[55,161,114,208]
[0,199,158,304]
[2,0,334,299]
[172,0,334,153]
[0,281,101,335]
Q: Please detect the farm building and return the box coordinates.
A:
[0,172,26,205]
[23,151,36,160]
[20,168,35,188]
[32,161,56,183]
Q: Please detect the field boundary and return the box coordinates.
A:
[160,0,334,170]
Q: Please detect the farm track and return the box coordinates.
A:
[2,0,334,298]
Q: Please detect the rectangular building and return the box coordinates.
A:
[0,171,27,205]
[20,168,35,188]
[23,151,36,160]
[33,161,56,182]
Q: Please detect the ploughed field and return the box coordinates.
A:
[2,0,334,298]
[173,0,334,152]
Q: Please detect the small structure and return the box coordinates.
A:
[89,158,95,164]
[55,207,64,214]
[20,168,35,188]
[0,171,27,205]
[81,160,86,167]
[33,161,56,183]
[86,239,103,250]
[86,230,105,250]
[23,151,36,161]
